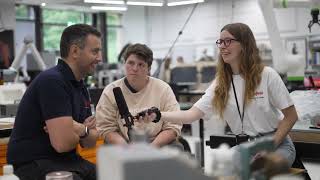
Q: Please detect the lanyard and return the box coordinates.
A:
[231,77,245,134]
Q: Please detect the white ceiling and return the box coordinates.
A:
[15,0,85,5]
[12,0,195,12]
[13,0,120,12]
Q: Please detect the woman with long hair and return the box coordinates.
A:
[145,23,298,166]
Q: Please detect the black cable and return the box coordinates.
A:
[153,3,200,77]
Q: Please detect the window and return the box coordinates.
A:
[42,9,92,51]
[42,9,90,24]
[15,4,34,20]
[107,13,122,63]
[43,25,65,51]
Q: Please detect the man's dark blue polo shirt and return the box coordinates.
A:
[7,59,92,165]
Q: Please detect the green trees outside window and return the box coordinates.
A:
[16,4,34,20]
[42,9,92,51]
[107,14,122,63]
[16,5,122,64]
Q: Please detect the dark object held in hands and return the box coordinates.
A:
[135,107,161,123]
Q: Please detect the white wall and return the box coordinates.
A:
[0,0,15,30]
[122,6,147,45]
[122,0,320,64]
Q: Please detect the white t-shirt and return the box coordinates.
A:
[194,66,293,136]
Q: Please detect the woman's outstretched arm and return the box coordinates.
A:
[160,106,205,124]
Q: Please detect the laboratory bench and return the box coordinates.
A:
[289,122,320,170]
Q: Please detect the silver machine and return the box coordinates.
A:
[97,143,211,180]
[0,83,26,118]
[97,136,295,180]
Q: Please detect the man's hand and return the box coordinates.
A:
[251,151,267,163]
[44,116,95,137]
[72,116,95,136]
[137,112,157,124]
[73,120,86,137]
[135,107,161,123]
[45,117,81,153]
[83,116,96,129]
[43,116,98,151]
[43,117,94,136]
[76,116,98,148]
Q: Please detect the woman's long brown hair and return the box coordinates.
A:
[212,23,264,118]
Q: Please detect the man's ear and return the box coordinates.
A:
[70,44,80,59]
[148,66,151,73]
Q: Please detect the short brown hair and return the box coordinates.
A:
[60,24,101,58]
[123,43,153,67]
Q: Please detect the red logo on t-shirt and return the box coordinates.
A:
[254,91,264,99]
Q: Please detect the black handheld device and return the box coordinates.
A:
[236,134,250,144]
[134,107,161,123]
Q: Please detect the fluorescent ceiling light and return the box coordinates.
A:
[167,0,204,6]
[290,0,310,2]
[41,2,46,6]
[84,0,125,5]
[91,6,127,11]
[126,1,163,6]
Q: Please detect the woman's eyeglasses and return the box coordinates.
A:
[216,38,238,48]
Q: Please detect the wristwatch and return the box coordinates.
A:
[80,125,90,139]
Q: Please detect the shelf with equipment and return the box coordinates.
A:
[308,37,320,67]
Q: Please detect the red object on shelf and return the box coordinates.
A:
[304,76,320,88]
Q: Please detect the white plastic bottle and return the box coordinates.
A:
[210,144,237,180]
[1,164,19,180]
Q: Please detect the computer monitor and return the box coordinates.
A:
[0,30,14,69]
[201,66,216,83]
[1,69,16,82]
[170,66,197,86]
[108,63,118,70]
